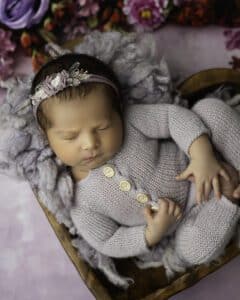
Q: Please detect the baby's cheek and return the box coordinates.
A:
[51,142,76,166]
[105,134,122,156]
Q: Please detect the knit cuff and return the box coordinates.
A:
[168,104,212,158]
[185,129,212,158]
[137,224,153,255]
[220,195,240,217]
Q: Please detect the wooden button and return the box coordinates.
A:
[136,193,149,204]
[119,180,131,192]
[103,165,115,178]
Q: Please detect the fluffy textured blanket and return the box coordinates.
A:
[0,30,239,290]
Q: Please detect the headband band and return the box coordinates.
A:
[30,43,121,134]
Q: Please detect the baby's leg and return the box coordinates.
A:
[191,98,240,172]
[174,184,240,266]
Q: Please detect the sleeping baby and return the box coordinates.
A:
[29,50,240,268]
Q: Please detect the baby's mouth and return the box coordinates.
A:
[83,154,101,163]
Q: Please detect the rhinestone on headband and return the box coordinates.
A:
[30,61,121,131]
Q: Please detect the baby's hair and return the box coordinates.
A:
[30,53,124,132]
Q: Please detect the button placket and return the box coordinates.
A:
[119,180,131,192]
[103,164,115,178]
[136,193,149,204]
[101,163,152,206]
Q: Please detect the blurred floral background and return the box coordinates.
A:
[1,0,240,80]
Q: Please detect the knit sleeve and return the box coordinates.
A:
[70,205,152,258]
[125,103,212,158]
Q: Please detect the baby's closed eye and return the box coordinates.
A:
[60,123,112,141]
[98,124,111,130]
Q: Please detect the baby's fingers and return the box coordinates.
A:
[173,205,182,220]
[196,182,204,204]
[219,168,231,182]
[212,176,221,199]
[204,181,211,202]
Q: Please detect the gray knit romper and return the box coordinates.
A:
[71,98,240,270]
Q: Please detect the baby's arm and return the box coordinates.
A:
[70,205,152,258]
[126,103,211,158]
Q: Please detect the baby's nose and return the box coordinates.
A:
[79,132,100,151]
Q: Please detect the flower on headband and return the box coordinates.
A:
[31,62,91,106]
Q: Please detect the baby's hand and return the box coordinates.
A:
[143,198,182,247]
[188,161,239,203]
[176,154,231,204]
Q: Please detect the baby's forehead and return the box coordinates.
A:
[45,95,113,128]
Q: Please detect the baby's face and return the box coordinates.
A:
[45,88,123,172]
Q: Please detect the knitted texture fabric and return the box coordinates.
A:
[175,193,240,266]
[71,98,240,262]
[71,102,212,258]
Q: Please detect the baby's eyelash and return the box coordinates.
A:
[97,124,112,130]
[63,136,76,140]
[62,124,111,139]
[98,125,110,130]
[61,133,80,140]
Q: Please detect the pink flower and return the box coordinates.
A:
[77,0,100,18]
[123,0,169,31]
[0,28,16,80]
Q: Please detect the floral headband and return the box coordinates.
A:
[30,42,121,133]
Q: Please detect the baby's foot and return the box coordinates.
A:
[232,170,240,199]
[218,161,240,205]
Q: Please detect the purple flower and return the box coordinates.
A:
[0,28,16,80]
[224,30,240,51]
[0,0,50,29]
[0,28,15,55]
[123,0,170,31]
[63,0,100,41]
[64,19,90,41]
